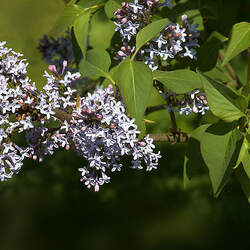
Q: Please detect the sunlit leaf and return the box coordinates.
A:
[117,61,153,132]
[154,70,203,93]
[222,22,250,66]
[199,72,247,122]
[73,12,90,59]
[132,18,170,60]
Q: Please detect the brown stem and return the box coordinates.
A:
[149,133,190,143]
[169,111,178,132]
[53,109,190,143]
[54,108,72,123]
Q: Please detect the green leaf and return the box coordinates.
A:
[200,122,243,196]
[199,72,247,122]
[104,0,121,19]
[50,4,84,34]
[73,12,90,60]
[222,22,250,66]
[153,70,203,93]
[235,166,250,204]
[89,9,116,49]
[197,31,228,71]
[79,49,114,82]
[117,61,153,132]
[235,137,250,179]
[77,0,105,8]
[132,18,170,60]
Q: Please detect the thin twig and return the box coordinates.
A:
[53,109,190,143]
[149,133,190,143]
[145,104,167,115]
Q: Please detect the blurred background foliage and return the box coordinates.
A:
[0,0,249,250]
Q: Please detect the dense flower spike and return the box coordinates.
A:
[0,41,161,191]
[114,1,200,70]
[144,15,200,70]
[71,85,161,191]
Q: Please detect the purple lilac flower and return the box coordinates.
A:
[0,41,161,191]
[144,15,200,71]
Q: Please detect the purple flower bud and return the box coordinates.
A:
[48,65,57,74]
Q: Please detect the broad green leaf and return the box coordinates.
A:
[104,0,121,19]
[73,12,90,60]
[235,137,250,178]
[201,122,243,196]
[153,70,203,93]
[197,31,228,71]
[230,53,248,86]
[205,62,228,83]
[117,61,153,132]
[235,166,250,204]
[50,4,84,34]
[200,72,247,122]
[132,18,170,60]
[79,49,114,82]
[89,9,116,49]
[222,22,250,66]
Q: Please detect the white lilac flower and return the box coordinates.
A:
[72,85,161,191]
[142,15,200,70]
[1,41,161,192]
[181,46,197,60]
[129,0,144,14]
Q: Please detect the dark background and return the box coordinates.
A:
[0,0,249,250]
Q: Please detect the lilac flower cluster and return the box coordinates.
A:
[164,89,209,115]
[0,41,161,191]
[114,0,172,42]
[26,63,80,161]
[114,0,163,60]
[114,1,200,70]
[0,40,79,179]
[144,14,200,70]
[71,85,161,191]
[0,41,36,180]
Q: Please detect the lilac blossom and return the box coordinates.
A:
[0,41,161,191]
